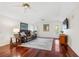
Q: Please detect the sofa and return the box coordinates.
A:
[19,30,37,43]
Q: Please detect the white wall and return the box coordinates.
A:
[63,8,79,56]
[0,14,37,47]
[0,15,20,46]
[36,19,61,38]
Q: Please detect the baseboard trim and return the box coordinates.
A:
[67,45,78,57]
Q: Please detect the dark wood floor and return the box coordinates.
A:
[0,39,78,57]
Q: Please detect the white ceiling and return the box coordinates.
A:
[0,2,78,24]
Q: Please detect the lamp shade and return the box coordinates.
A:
[13,28,20,34]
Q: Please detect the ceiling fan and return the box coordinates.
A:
[22,3,30,8]
[12,2,30,8]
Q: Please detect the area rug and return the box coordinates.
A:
[19,38,53,51]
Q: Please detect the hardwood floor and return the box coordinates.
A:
[0,39,78,57]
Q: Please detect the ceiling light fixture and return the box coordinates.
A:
[21,3,30,21]
[22,3,30,8]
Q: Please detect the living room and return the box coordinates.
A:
[0,2,79,57]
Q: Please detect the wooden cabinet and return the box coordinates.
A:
[59,34,68,56]
[59,34,68,46]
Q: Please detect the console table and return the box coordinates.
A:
[59,34,68,50]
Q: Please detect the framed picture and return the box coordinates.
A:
[20,22,28,30]
[63,18,69,29]
[43,24,49,31]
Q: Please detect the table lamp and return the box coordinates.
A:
[13,28,20,34]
